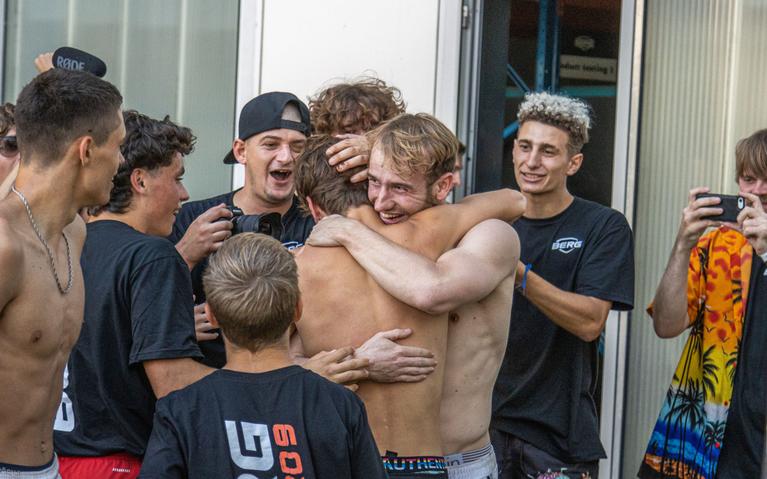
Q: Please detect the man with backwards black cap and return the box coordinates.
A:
[170,92,316,368]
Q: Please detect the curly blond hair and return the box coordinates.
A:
[310,77,406,135]
[518,92,591,154]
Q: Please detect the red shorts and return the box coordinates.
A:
[58,453,141,479]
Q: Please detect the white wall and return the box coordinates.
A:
[234,0,463,188]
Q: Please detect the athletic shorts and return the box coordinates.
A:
[58,453,140,479]
[0,455,60,479]
[445,443,498,479]
[383,451,448,478]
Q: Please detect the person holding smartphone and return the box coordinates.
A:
[639,129,767,479]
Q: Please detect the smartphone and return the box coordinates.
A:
[695,193,746,222]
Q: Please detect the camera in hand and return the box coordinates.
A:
[225,206,283,240]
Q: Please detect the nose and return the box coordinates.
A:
[754,179,767,195]
[373,186,394,212]
[276,144,294,164]
[179,183,190,203]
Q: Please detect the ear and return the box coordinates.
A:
[76,136,95,167]
[305,196,327,222]
[233,138,248,165]
[566,153,584,176]
[430,172,456,203]
[130,168,148,194]
[204,303,220,329]
[293,297,303,324]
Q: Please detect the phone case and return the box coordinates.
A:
[695,193,746,222]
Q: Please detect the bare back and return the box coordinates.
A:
[295,207,468,456]
[0,198,85,466]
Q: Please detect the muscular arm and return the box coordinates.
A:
[309,218,518,314]
[143,358,214,399]
[516,264,611,342]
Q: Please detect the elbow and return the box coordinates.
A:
[577,318,605,343]
[652,320,685,339]
[578,326,602,343]
[412,290,452,316]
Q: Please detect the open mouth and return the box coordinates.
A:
[379,211,406,224]
[270,169,292,182]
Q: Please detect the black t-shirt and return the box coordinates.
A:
[54,220,202,457]
[139,366,386,479]
[716,255,767,478]
[492,197,634,463]
[169,191,315,368]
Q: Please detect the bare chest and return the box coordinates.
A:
[1,251,84,359]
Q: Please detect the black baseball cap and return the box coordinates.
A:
[223,92,311,164]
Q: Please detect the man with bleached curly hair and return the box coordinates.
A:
[490,92,635,479]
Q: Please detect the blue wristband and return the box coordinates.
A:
[521,263,532,295]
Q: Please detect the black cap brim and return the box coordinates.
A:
[223,149,236,164]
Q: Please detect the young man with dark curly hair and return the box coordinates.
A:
[54,110,214,478]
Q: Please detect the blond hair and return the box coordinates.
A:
[367,113,458,184]
[203,233,299,352]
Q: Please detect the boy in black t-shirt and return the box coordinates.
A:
[140,233,385,479]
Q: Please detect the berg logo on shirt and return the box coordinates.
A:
[551,237,583,254]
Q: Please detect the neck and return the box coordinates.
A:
[92,208,150,235]
[11,163,79,238]
[223,340,294,374]
[523,189,574,219]
[234,187,293,216]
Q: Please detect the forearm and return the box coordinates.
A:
[650,242,692,338]
[338,224,449,313]
[144,358,215,398]
[523,271,610,342]
[459,189,527,223]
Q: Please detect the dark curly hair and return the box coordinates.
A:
[309,77,406,135]
[0,103,15,136]
[95,110,195,215]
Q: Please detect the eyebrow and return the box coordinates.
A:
[518,139,559,151]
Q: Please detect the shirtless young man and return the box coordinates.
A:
[292,115,526,478]
[0,69,123,477]
[308,183,519,478]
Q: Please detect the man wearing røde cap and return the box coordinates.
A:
[169,92,315,368]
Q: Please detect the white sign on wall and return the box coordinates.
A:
[560,54,617,82]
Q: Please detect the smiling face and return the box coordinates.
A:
[238,128,307,211]
[367,146,438,225]
[513,120,582,198]
[142,152,189,236]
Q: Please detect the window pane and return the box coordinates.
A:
[3,0,238,200]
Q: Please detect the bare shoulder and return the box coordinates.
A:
[0,217,24,302]
[455,219,519,270]
[463,219,519,243]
